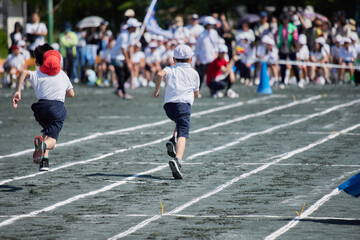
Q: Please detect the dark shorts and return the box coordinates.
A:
[31,99,67,140]
[163,102,191,139]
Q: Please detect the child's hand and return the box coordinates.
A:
[12,91,21,108]
[153,90,160,98]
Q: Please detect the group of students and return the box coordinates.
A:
[11,42,198,180]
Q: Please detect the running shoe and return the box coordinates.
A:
[166,136,176,158]
[226,88,239,98]
[169,158,183,179]
[39,158,49,171]
[33,135,44,164]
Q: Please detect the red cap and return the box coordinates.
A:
[40,50,61,76]
[11,45,19,51]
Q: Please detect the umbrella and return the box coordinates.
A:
[240,14,261,24]
[338,172,360,198]
[76,16,104,28]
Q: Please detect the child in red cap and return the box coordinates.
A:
[12,43,75,171]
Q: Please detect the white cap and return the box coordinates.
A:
[315,37,326,45]
[126,18,141,28]
[335,35,342,43]
[218,37,225,45]
[350,32,359,41]
[135,42,142,48]
[149,41,158,48]
[174,44,194,59]
[298,34,307,45]
[203,16,218,25]
[191,14,199,19]
[343,37,351,44]
[261,35,275,45]
[218,44,228,53]
[124,9,135,17]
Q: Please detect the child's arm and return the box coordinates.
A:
[12,70,30,108]
[194,90,200,98]
[66,88,75,98]
[153,70,166,98]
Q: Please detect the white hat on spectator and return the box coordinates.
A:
[124,9,135,17]
[174,44,194,59]
[261,35,275,45]
[335,35,342,43]
[105,30,113,37]
[343,37,351,44]
[350,32,359,41]
[315,36,326,45]
[292,14,301,26]
[149,41,158,48]
[135,42,142,48]
[218,44,228,53]
[126,18,141,28]
[191,14,199,19]
[203,16,218,25]
[298,34,307,45]
[51,43,60,51]
[158,35,164,42]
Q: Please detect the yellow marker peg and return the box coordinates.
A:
[295,211,300,216]
[160,202,164,214]
[300,202,305,215]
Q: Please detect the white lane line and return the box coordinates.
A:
[264,166,360,240]
[0,96,320,186]
[235,163,360,167]
[0,165,167,228]
[0,105,357,230]
[188,98,360,160]
[107,123,360,239]
[0,95,276,160]
[191,95,323,134]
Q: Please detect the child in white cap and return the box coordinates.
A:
[296,34,310,83]
[153,44,200,179]
[330,35,342,82]
[339,37,357,83]
[257,35,280,85]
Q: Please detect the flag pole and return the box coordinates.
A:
[136,0,158,42]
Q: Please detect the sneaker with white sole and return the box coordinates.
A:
[169,158,183,179]
[226,88,239,98]
[39,158,49,171]
[166,136,176,158]
[33,136,44,164]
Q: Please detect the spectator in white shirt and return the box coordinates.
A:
[194,16,220,89]
[145,41,161,87]
[339,37,357,82]
[26,13,48,56]
[297,34,310,83]
[186,14,204,39]
[257,35,279,85]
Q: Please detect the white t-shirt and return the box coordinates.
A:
[145,49,161,64]
[111,30,131,61]
[28,70,73,102]
[99,48,112,63]
[163,63,200,105]
[132,51,145,64]
[26,22,47,51]
[310,50,325,62]
[339,46,357,62]
[297,45,310,61]
[257,45,279,63]
[331,45,341,60]
[186,24,204,38]
[5,54,25,70]
[195,29,220,64]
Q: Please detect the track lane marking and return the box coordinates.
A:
[0,96,321,186]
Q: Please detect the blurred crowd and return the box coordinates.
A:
[2,6,360,98]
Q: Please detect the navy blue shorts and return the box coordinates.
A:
[31,99,67,140]
[163,102,191,139]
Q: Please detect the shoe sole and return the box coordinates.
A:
[39,167,49,171]
[33,136,44,164]
[166,142,176,158]
[169,160,183,180]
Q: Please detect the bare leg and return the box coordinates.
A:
[43,135,56,158]
[175,137,186,160]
